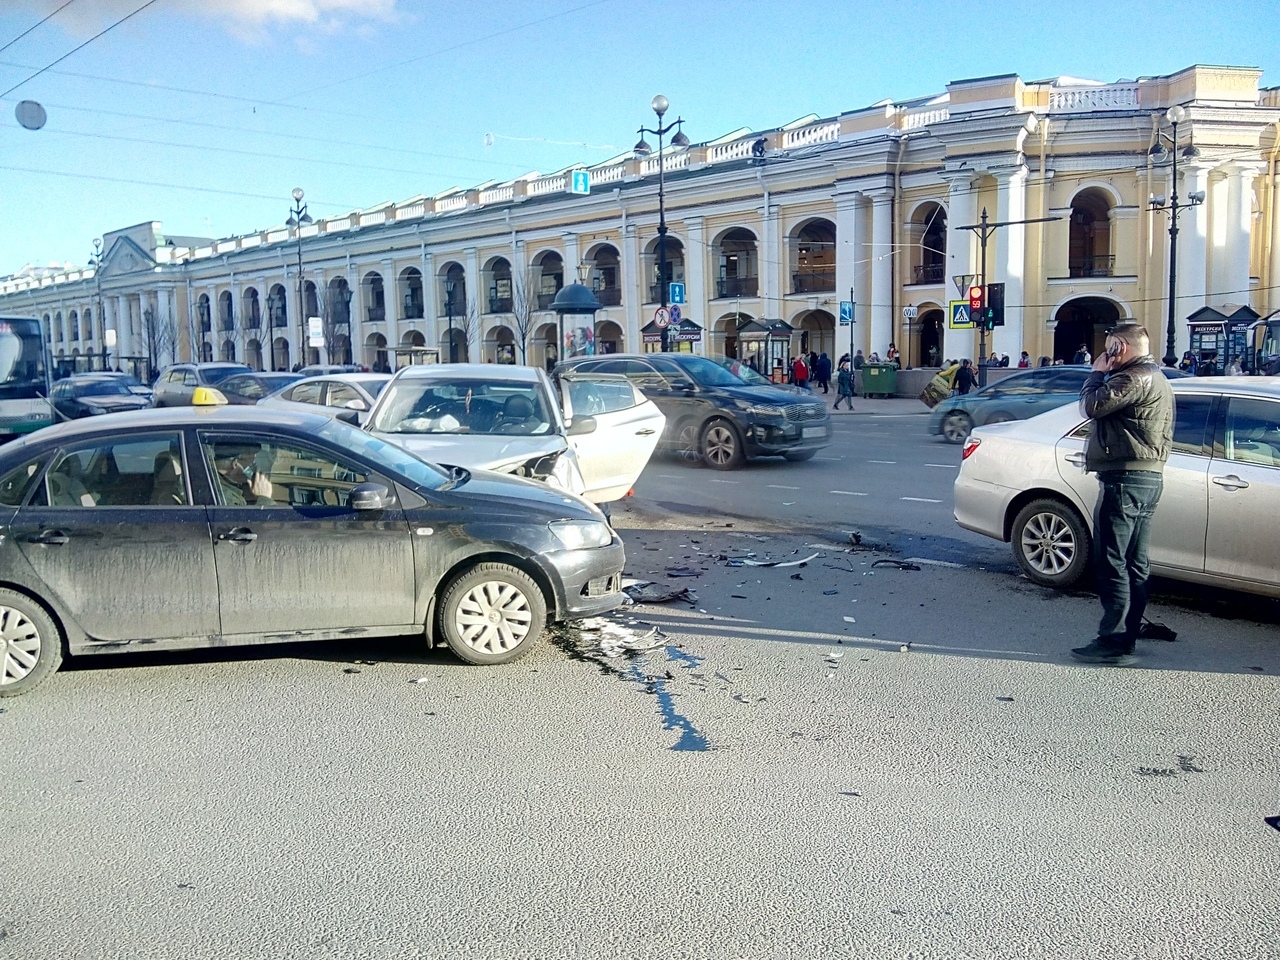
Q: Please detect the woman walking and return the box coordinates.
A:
[834,357,854,411]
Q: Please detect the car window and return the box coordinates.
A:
[73,381,132,398]
[162,370,181,384]
[370,378,554,436]
[200,434,370,507]
[45,434,187,507]
[1223,397,1280,468]
[564,378,640,417]
[1171,395,1213,456]
[315,421,450,491]
[182,371,199,387]
[0,457,46,506]
[327,383,365,410]
[357,378,389,398]
[202,366,244,385]
[222,376,264,400]
[286,382,324,405]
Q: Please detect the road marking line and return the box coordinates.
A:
[925,463,959,469]
[868,460,897,464]
[768,484,800,490]
[830,490,868,496]
[904,557,965,569]
[708,479,738,484]
[900,496,943,503]
[814,456,843,461]
[656,475,681,479]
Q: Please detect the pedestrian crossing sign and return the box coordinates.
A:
[948,300,975,329]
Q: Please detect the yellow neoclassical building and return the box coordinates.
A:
[3,63,1279,378]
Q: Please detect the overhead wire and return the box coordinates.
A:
[0,0,80,56]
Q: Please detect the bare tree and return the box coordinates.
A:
[510,266,538,365]
[454,297,479,363]
[142,305,179,375]
[318,279,353,365]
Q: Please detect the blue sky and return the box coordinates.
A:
[1,0,1277,274]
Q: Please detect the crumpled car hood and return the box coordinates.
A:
[368,431,568,472]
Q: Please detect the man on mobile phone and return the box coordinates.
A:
[1072,324,1174,665]
[212,443,275,506]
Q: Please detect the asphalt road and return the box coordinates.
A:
[2,408,1279,959]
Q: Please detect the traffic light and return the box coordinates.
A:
[987,282,1005,328]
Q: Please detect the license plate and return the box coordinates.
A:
[802,426,826,438]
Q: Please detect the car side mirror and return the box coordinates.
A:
[334,409,360,426]
[567,415,597,436]
[344,398,367,411]
[350,482,390,511]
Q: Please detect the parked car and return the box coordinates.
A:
[364,363,664,505]
[296,364,367,377]
[151,362,251,407]
[930,364,1188,443]
[0,401,625,697]
[555,353,830,469]
[217,371,302,405]
[51,375,153,419]
[257,373,391,424]
[953,377,1280,597]
[89,371,153,401]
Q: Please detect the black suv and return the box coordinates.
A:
[152,363,251,407]
[556,353,830,469]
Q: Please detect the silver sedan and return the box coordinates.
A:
[953,377,1280,598]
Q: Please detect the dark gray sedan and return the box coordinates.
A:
[0,406,624,696]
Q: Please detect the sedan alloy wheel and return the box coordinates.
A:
[1011,498,1090,588]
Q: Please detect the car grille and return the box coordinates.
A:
[783,404,827,423]
[581,573,621,598]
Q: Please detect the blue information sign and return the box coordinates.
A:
[668,282,686,304]
[839,300,854,326]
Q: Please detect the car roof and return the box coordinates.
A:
[390,363,542,383]
[1170,376,1280,398]
[0,405,336,455]
[291,372,390,386]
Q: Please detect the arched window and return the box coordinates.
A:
[438,262,465,319]
[791,220,836,293]
[586,244,621,306]
[484,257,513,313]
[69,310,80,341]
[643,236,685,303]
[362,272,385,322]
[1069,189,1114,277]
[218,291,234,331]
[197,294,212,333]
[532,251,563,310]
[912,203,947,285]
[716,229,758,298]
[242,288,261,329]
[399,267,424,319]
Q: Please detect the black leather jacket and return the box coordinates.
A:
[1079,354,1174,473]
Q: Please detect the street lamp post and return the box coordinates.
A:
[445,280,457,363]
[285,187,312,369]
[88,238,107,370]
[633,95,690,353]
[1149,105,1205,367]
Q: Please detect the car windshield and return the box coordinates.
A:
[370,378,555,436]
[204,366,247,385]
[316,420,451,491]
[74,380,132,398]
[358,378,389,398]
[672,355,769,387]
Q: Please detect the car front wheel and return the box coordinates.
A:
[1011,498,1090,588]
[438,563,547,665]
[701,419,745,470]
[941,412,973,444]
[0,589,63,698]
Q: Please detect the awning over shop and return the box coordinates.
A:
[736,318,794,340]
[642,318,703,344]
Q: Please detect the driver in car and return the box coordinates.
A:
[212,443,275,505]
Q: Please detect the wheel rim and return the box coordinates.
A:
[0,605,41,686]
[1020,512,1077,576]
[942,414,970,442]
[703,424,737,465]
[454,580,533,655]
[676,423,700,462]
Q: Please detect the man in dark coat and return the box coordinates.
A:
[814,352,832,393]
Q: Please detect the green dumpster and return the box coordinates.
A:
[861,363,897,398]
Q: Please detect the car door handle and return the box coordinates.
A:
[217,527,258,544]
[1064,453,1087,467]
[1212,474,1250,490]
[26,530,68,545]
[635,428,656,436]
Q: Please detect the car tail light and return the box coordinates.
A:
[961,437,981,461]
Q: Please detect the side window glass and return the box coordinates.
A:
[182,371,198,387]
[46,434,187,507]
[287,382,324,405]
[201,435,370,507]
[1171,395,1212,456]
[327,383,365,410]
[0,457,46,506]
[565,379,639,417]
[1223,398,1280,467]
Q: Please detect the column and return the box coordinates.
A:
[1271,170,1280,315]
[868,189,894,356]
[383,258,400,357]
[562,233,581,283]
[684,217,706,355]
[994,166,1028,359]
[110,295,129,361]
[621,221,639,352]
[760,196,779,317]
[1208,170,1230,301]
[1175,164,1211,359]
[464,247,481,362]
[1222,164,1258,307]
[157,286,175,366]
[834,190,864,356]
[946,174,980,360]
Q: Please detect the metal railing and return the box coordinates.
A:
[716,276,758,298]
[1068,255,1115,278]
[792,269,835,293]
[912,263,946,284]
[594,286,621,307]
[537,292,558,310]
[366,306,386,323]
[488,296,513,314]
[403,302,425,319]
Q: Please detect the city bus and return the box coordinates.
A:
[0,316,53,441]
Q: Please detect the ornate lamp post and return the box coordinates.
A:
[445,279,457,363]
[633,95,690,352]
[88,238,107,370]
[284,187,312,367]
[1149,105,1205,367]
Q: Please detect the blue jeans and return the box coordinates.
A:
[1094,470,1163,641]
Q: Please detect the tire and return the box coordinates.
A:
[701,419,745,471]
[783,449,818,462]
[0,589,64,698]
[438,563,547,665]
[1011,498,1091,589]
[941,411,973,444]
[672,421,701,463]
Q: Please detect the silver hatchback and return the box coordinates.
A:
[953,378,1280,597]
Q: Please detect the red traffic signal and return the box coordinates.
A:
[967,285,984,311]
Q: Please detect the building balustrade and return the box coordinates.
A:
[1068,255,1115,278]
[537,292,558,310]
[792,269,835,293]
[716,276,758,298]
[594,286,621,307]
[911,263,946,284]
[366,306,386,323]
[403,301,425,319]
[488,296,513,314]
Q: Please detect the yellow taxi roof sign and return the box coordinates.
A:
[191,386,228,406]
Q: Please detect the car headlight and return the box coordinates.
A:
[86,405,107,416]
[740,403,784,418]
[548,519,613,550]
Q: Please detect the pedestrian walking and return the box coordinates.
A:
[814,352,832,393]
[834,358,854,410]
[954,358,977,395]
[792,354,810,390]
[1071,323,1174,666]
